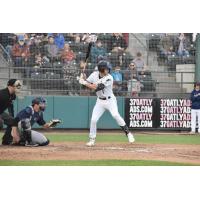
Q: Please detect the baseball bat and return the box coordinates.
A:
[82,41,93,73]
[82,34,98,73]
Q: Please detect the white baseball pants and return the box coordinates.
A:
[191,109,200,132]
[89,97,126,139]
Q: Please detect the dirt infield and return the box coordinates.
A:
[0,142,200,165]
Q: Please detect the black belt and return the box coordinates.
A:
[99,96,111,100]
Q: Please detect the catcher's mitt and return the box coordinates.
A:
[49,119,62,128]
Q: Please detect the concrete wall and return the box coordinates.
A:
[176,64,195,93]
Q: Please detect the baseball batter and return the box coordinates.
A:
[79,60,135,146]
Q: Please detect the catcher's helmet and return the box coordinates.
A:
[195,82,200,86]
[32,97,47,111]
[98,60,111,73]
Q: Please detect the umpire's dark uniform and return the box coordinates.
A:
[0,87,16,120]
[0,79,19,144]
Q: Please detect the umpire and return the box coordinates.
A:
[0,79,22,145]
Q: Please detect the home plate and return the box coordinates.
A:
[104,147,125,150]
[132,149,151,153]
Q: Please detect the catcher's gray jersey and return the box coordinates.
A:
[86,71,114,98]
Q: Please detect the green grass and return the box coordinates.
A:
[45,134,200,145]
[0,160,196,166]
[1,132,200,145]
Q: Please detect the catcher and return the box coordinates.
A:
[8,97,61,147]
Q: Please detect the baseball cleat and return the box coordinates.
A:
[127,133,135,143]
[86,138,95,147]
[25,141,39,147]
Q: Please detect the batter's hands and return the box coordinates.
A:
[79,78,87,85]
[80,73,86,80]
[80,61,87,70]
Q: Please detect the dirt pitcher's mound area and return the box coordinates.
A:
[0,142,200,165]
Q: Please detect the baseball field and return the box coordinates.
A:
[0,130,200,166]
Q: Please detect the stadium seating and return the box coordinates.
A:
[0,33,195,97]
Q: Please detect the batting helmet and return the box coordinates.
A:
[32,97,47,111]
[98,60,111,73]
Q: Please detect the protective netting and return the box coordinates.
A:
[0,33,196,97]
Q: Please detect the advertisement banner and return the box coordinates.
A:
[125,98,191,129]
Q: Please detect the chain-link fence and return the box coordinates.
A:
[0,33,196,97]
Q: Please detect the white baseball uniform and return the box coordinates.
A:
[191,109,200,132]
[87,71,126,139]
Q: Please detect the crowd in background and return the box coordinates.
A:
[1,33,193,96]
[0,33,150,96]
[158,33,195,58]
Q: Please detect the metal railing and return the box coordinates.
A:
[130,33,149,65]
[0,66,195,97]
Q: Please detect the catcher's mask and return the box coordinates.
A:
[32,97,47,111]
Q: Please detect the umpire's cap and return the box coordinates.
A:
[98,60,111,72]
[7,79,22,88]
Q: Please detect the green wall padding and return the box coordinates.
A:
[8,96,125,129]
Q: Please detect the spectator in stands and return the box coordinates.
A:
[1,34,17,56]
[29,36,45,65]
[34,53,50,67]
[68,33,81,43]
[30,36,45,55]
[111,65,123,96]
[123,61,140,96]
[62,60,80,96]
[26,52,50,78]
[124,61,138,81]
[61,43,76,63]
[23,33,32,46]
[127,76,142,97]
[108,33,127,52]
[45,35,60,62]
[159,34,175,58]
[174,33,190,57]
[35,53,43,66]
[82,33,90,43]
[91,40,107,64]
[132,52,145,72]
[40,33,49,45]
[11,35,30,67]
[54,33,65,50]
